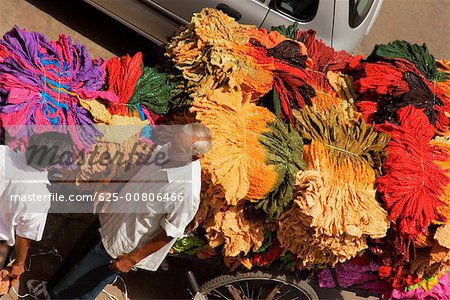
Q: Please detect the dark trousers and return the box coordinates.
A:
[46,219,101,290]
[47,219,117,299]
[48,241,116,299]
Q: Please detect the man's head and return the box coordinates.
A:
[173,123,212,160]
[25,132,74,171]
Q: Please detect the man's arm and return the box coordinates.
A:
[8,235,31,279]
[109,230,172,273]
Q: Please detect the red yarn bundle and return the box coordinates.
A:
[377,106,449,238]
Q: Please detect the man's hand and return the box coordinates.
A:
[8,262,25,283]
[108,231,172,274]
[109,254,137,273]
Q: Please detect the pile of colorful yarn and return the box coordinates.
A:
[1,8,449,299]
[0,26,178,180]
[166,9,450,299]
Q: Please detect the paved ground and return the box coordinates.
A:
[1,0,449,299]
[355,0,450,59]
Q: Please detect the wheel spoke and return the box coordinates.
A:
[266,284,282,300]
[275,287,292,300]
[226,285,243,300]
[238,283,246,298]
[210,291,227,299]
[256,285,264,300]
[210,288,231,300]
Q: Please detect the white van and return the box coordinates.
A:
[84,0,383,52]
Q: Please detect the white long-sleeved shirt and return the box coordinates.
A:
[0,145,51,246]
[99,145,201,271]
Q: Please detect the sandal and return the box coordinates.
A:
[27,279,49,300]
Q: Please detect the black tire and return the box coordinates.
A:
[199,270,319,300]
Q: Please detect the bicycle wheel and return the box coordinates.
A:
[199,271,319,300]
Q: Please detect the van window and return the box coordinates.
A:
[349,0,375,28]
[274,0,320,22]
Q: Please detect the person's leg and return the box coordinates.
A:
[46,218,101,290]
[48,241,117,299]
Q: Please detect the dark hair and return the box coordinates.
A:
[25,132,73,170]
